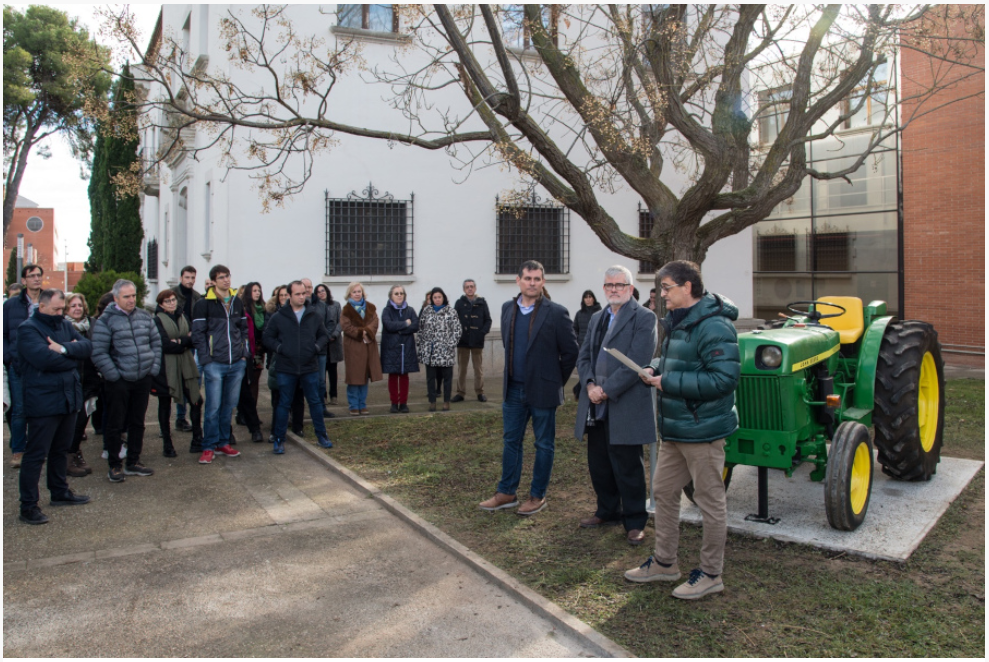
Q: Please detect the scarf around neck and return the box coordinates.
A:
[70,316,91,334]
[349,298,366,318]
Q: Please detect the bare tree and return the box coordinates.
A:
[103,4,983,266]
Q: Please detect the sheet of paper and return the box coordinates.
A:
[603,347,651,377]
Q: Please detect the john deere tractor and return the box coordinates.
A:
[720,296,945,531]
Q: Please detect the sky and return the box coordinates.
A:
[12,3,163,264]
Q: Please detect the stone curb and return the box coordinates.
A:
[285,430,634,659]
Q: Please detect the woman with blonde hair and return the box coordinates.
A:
[340,281,382,415]
[64,293,101,475]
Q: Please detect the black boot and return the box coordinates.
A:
[162,422,177,458]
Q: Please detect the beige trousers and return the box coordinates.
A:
[651,439,727,576]
[455,347,484,396]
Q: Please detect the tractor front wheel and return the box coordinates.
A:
[825,422,874,531]
[873,321,945,481]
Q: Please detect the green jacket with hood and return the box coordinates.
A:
[649,292,740,443]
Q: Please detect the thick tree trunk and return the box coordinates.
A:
[3,123,37,241]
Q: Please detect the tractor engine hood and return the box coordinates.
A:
[738,326,840,375]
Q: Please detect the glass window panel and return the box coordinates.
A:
[814,212,898,273]
[753,273,814,321]
[367,4,393,32]
[338,4,362,28]
[754,219,811,272]
[813,151,896,214]
[813,272,899,318]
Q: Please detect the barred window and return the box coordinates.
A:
[147,239,159,280]
[496,194,570,275]
[325,185,413,277]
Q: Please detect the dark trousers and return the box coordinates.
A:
[70,411,89,454]
[426,365,453,403]
[271,384,304,434]
[237,366,263,433]
[586,423,648,531]
[327,362,338,399]
[157,390,202,447]
[20,413,77,507]
[104,375,152,469]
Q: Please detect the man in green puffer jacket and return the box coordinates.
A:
[624,260,740,601]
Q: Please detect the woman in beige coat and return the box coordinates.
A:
[340,282,382,415]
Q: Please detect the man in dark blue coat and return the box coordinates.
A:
[16,289,94,525]
[3,263,45,468]
[479,260,579,516]
[263,281,332,454]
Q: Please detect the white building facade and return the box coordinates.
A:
[137,4,754,329]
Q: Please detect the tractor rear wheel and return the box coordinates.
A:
[683,465,734,505]
[873,321,945,481]
[825,422,874,531]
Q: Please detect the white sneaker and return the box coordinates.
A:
[119,443,127,459]
[101,450,109,459]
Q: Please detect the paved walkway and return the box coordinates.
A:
[3,379,626,658]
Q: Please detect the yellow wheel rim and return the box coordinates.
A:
[918,352,939,453]
[850,441,871,515]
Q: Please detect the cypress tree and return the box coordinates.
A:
[86,63,143,274]
[5,250,18,288]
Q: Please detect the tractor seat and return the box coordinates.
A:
[818,296,864,345]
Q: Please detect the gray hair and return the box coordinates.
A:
[112,279,136,297]
[39,288,65,305]
[463,279,476,287]
[604,265,634,287]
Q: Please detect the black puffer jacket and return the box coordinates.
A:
[454,295,492,348]
[573,302,602,347]
[191,288,250,366]
[263,303,329,375]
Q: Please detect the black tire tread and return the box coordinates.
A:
[873,320,945,481]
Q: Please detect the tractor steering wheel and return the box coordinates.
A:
[786,300,847,321]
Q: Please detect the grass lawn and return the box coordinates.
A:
[311,380,985,657]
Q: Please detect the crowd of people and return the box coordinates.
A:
[5,257,739,601]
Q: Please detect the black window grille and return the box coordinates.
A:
[638,206,655,273]
[147,239,159,280]
[812,230,850,271]
[757,233,797,271]
[325,184,413,277]
[496,193,570,275]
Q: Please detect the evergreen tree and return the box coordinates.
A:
[5,250,18,288]
[85,63,143,274]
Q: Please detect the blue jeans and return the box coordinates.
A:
[202,360,246,451]
[272,371,327,441]
[6,365,27,454]
[317,355,328,399]
[497,383,557,499]
[346,383,368,410]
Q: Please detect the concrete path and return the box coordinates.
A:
[3,392,625,658]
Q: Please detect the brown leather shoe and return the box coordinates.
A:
[10,452,23,468]
[517,497,547,516]
[627,529,647,546]
[359,408,369,415]
[349,409,360,416]
[428,403,437,412]
[580,515,620,528]
[442,402,450,411]
[479,492,518,511]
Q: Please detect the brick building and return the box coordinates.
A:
[901,10,985,366]
[3,196,82,292]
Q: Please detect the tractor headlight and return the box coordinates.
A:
[760,345,783,368]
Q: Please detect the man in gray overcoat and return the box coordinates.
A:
[574,265,658,545]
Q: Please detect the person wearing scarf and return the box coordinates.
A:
[418,287,462,411]
[64,293,101,477]
[235,282,267,442]
[340,282,382,415]
[379,285,419,413]
[151,289,203,456]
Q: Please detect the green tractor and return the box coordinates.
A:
[720,296,945,531]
